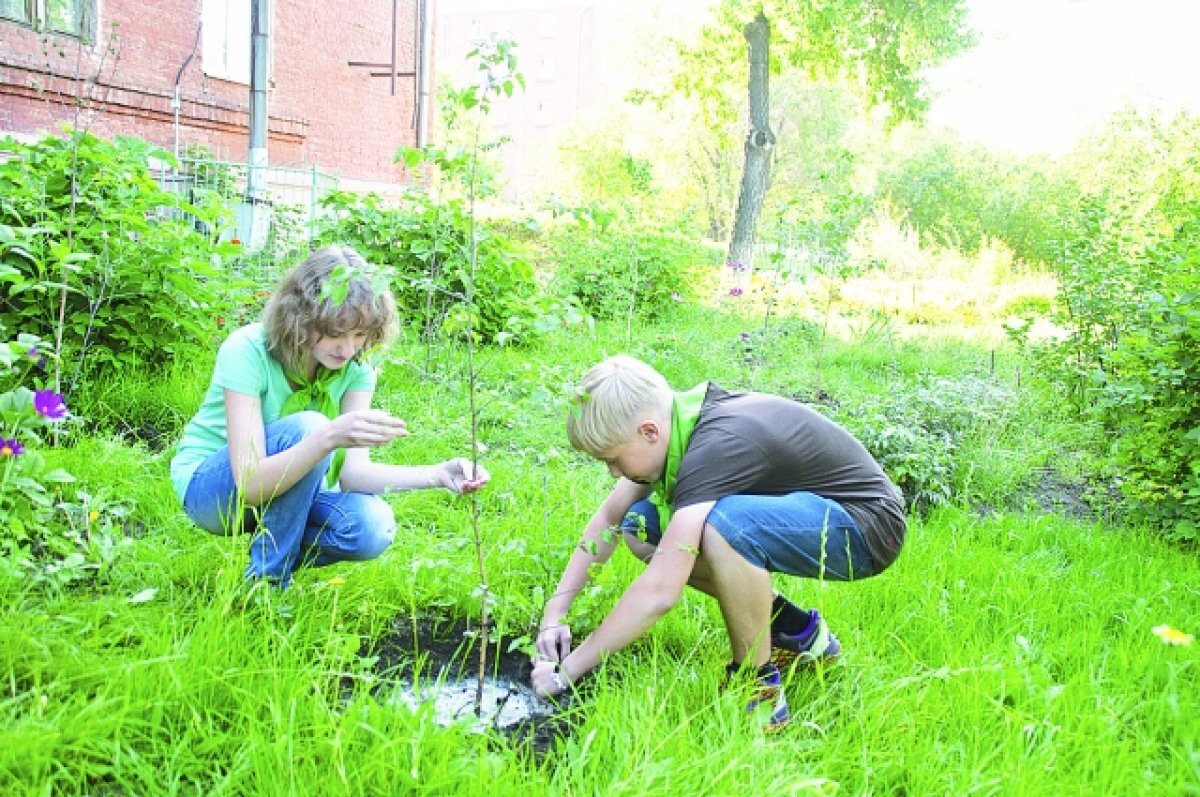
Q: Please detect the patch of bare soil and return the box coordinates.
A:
[362,615,578,755]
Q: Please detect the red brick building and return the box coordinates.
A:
[0,0,432,189]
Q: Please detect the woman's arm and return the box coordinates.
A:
[225,388,408,506]
[335,391,490,496]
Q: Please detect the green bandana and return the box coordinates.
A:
[649,381,709,530]
[281,366,343,488]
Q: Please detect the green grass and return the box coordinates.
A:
[3,309,1199,796]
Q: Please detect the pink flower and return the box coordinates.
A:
[0,437,24,458]
[728,287,744,297]
[33,389,68,420]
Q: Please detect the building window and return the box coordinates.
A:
[202,0,265,85]
[0,0,95,39]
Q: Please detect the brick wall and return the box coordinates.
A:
[0,0,426,184]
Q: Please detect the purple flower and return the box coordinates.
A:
[740,331,751,340]
[27,346,47,371]
[728,287,744,297]
[33,389,68,420]
[0,437,24,458]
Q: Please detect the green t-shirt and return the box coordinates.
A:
[169,322,376,501]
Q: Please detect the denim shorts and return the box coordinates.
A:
[621,492,877,581]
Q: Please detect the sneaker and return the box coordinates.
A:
[725,661,791,730]
[771,609,841,670]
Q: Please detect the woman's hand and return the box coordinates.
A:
[436,457,490,494]
[327,409,408,450]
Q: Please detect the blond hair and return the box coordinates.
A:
[263,245,398,374]
[566,355,672,456]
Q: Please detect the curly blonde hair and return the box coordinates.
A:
[263,245,398,375]
[566,355,672,456]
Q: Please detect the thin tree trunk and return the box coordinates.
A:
[727,11,774,270]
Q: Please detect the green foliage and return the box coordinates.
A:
[0,130,232,392]
[876,132,1076,264]
[0,329,130,587]
[1017,111,1200,539]
[836,374,1017,511]
[545,221,720,322]
[315,188,580,346]
[1089,233,1200,541]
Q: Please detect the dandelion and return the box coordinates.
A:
[32,389,67,420]
[1152,624,1194,646]
[89,510,100,522]
[729,287,744,297]
[0,438,25,458]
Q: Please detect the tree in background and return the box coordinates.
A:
[675,0,974,268]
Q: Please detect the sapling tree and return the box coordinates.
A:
[404,36,525,716]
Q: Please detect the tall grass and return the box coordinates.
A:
[3,302,1198,795]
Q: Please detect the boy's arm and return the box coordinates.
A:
[534,501,712,696]
[536,478,651,661]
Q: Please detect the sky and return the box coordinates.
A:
[437,0,1200,156]
[925,0,1200,155]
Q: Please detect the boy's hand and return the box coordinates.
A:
[536,621,572,662]
[531,659,571,700]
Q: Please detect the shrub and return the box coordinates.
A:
[836,374,1017,512]
[314,189,581,345]
[0,130,231,392]
[545,222,718,321]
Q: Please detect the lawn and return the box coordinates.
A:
[3,301,1198,796]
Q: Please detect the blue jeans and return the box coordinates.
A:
[621,493,877,581]
[182,411,396,587]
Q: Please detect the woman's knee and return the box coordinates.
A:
[344,496,396,560]
[269,411,329,450]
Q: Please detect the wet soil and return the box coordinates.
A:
[362,616,578,754]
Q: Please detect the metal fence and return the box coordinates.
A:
[155,158,341,281]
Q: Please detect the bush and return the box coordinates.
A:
[0,131,231,392]
[1090,230,1200,541]
[545,222,718,321]
[314,190,583,345]
[835,374,1017,512]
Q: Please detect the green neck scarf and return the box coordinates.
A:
[281,366,343,488]
[649,381,709,530]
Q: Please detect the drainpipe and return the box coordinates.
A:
[173,21,202,163]
[416,0,431,148]
[243,0,270,250]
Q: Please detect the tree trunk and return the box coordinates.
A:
[726,11,774,270]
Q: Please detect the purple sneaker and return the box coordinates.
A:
[771,609,841,670]
[726,661,790,730]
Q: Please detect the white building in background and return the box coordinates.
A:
[436,1,610,202]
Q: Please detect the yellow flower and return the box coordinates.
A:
[327,577,346,587]
[1152,624,1194,646]
[89,510,100,522]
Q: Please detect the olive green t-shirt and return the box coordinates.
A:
[168,323,376,502]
